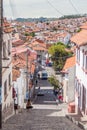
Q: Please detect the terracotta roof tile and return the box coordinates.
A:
[63,56,76,71]
[71,30,87,46]
[12,68,20,81]
[29,39,47,51]
[12,51,37,71]
[80,22,87,29]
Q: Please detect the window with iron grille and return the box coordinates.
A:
[85,55,87,70]
[4,80,7,98]
[3,41,7,58]
[76,48,80,63]
[8,73,11,89]
[8,40,11,56]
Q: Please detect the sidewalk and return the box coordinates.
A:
[55,96,87,130]
[66,113,87,130]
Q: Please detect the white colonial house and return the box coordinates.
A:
[71,29,87,115]
[2,19,14,120]
[13,69,27,109]
[62,56,76,103]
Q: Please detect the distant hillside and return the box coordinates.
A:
[15,17,58,22]
[59,14,87,19]
[15,14,87,22]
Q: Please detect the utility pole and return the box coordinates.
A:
[26,50,29,100]
[26,49,33,108]
[0,0,3,129]
[26,49,31,100]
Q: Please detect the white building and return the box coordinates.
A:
[62,56,76,103]
[71,29,87,115]
[13,69,27,109]
[2,19,14,120]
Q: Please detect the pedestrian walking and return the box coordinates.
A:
[36,79,38,86]
[38,73,40,79]
[58,94,63,103]
[26,99,33,109]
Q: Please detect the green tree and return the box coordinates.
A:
[56,42,65,47]
[24,32,30,36]
[48,76,60,89]
[29,32,35,37]
[52,26,57,31]
[48,43,72,71]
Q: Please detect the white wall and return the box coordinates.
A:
[75,45,87,114]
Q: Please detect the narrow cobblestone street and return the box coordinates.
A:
[2,79,82,130]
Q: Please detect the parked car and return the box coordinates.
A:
[48,62,53,67]
[41,71,48,80]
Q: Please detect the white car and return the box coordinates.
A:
[41,71,48,80]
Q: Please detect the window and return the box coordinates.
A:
[3,42,7,58]
[76,47,80,63]
[78,49,80,63]
[8,73,11,89]
[82,85,86,113]
[4,80,7,99]
[8,40,11,55]
[85,55,87,71]
[82,50,84,68]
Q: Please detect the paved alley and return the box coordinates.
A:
[2,79,82,130]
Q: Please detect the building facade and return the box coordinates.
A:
[2,19,14,120]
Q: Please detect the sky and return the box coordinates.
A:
[3,0,87,19]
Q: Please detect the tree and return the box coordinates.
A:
[56,42,65,47]
[48,43,72,71]
[24,32,30,36]
[48,76,60,89]
[52,26,57,31]
[29,32,35,37]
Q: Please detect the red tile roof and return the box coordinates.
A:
[12,68,20,81]
[80,22,87,30]
[3,18,13,33]
[62,56,76,71]
[71,30,87,46]
[12,51,37,74]
[29,39,47,51]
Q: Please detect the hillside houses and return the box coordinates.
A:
[12,35,37,109]
[11,17,87,46]
[1,16,87,121]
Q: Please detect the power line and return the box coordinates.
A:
[46,0,64,17]
[3,0,18,55]
[9,0,18,19]
[68,0,80,14]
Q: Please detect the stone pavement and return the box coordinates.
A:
[54,101,87,130]
[2,91,83,130]
[66,113,87,130]
[2,101,82,130]
[1,78,83,130]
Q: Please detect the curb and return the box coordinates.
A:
[3,111,15,123]
[66,115,79,125]
[78,121,87,130]
[66,115,87,130]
